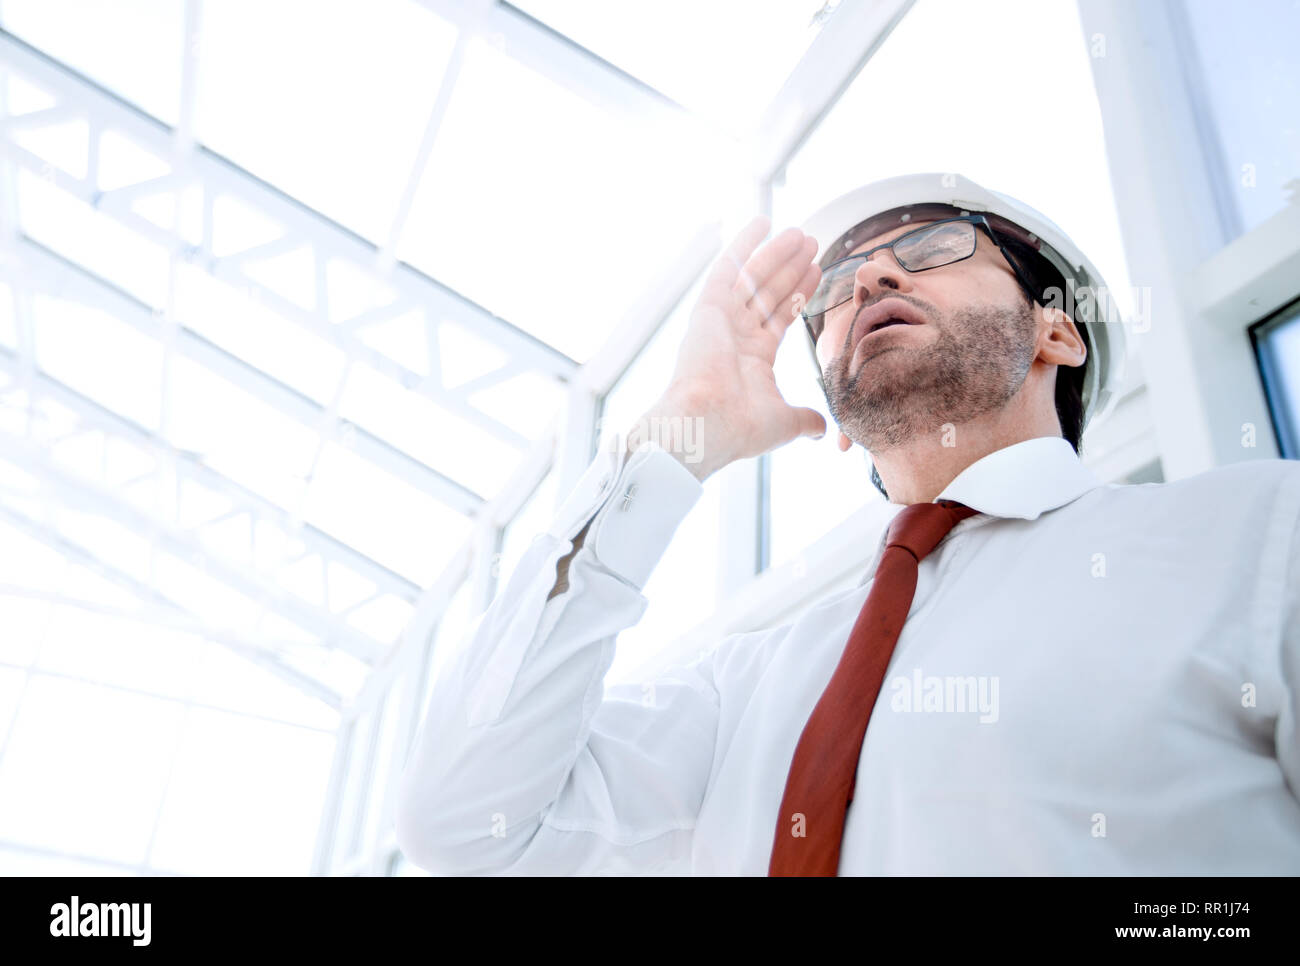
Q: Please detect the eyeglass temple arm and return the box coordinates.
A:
[976,216,1043,306]
[803,315,827,393]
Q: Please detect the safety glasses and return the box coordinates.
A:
[802,214,1035,342]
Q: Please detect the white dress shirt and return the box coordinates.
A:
[396,434,1300,875]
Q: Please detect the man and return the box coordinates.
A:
[396,173,1300,875]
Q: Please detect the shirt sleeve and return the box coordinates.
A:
[394,434,717,875]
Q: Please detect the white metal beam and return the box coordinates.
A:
[4,237,485,516]
[380,0,486,266]
[0,427,385,665]
[0,28,575,456]
[0,344,420,603]
[0,502,345,707]
[752,0,917,184]
[0,651,337,734]
[419,0,691,122]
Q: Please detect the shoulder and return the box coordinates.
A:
[1058,460,1300,567]
[1170,457,1300,492]
[1179,457,1300,488]
[1091,458,1300,512]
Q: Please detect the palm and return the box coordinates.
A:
[667,216,826,461]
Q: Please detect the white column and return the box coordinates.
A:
[1076,0,1282,475]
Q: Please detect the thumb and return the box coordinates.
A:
[792,407,827,440]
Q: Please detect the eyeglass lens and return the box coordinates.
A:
[805,220,977,335]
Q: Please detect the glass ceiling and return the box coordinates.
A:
[394,32,723,360]
[0,0,840,717]
[0,0,185,124]
[512,0,832,136]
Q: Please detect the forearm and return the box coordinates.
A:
[550,405,711,601]
[397,537,650,873]
[395,437,706,874]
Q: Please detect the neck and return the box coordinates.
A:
[870,402,1064,505]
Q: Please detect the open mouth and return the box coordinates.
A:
[866,317,913,334]
[847,300,927,373]
[856,297,928,336]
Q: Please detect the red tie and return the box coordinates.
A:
[768,499,980,876]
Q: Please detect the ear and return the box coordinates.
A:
[1036,305,1087,368]
[838,431,852,452]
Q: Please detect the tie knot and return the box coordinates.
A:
[885,500,980,562]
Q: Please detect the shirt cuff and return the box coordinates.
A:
[548,431,704,589]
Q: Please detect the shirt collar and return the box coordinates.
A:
[933,435,1103,521]
[856,436,1103,586]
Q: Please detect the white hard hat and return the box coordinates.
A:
[799,172,1128,436]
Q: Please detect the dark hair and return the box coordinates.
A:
[867,231,1090,500]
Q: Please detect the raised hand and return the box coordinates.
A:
[630,215,827,482]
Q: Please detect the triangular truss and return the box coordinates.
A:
[0,0,914,713]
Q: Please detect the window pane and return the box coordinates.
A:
[0,846,141,876]
[0,0,184,125]
[167,356,320,512]
[360,691,403,851]
[301,441,473,587]
[1179,0,1300,237]
[0,281,15,349]
[37,608,204,700]
[194,0,458,242]
[418,579,476,729]
[0,675,182,865]
[345,593,415,646]
[32,294,163,433]
[185,641,340,731]
[333,709,373,864]
[336,362,522,500]
[469,371,567,440]
[396,36,718,362]
[1251,295,1300,459]
[596,271,705,440]
[18,171,170,309]
[512,0,829,135]
[0,667,26,751]
[148,707,335,875]
[173,264,348,406]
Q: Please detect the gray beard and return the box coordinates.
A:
[825,300,1038,451]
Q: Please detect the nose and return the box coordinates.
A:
[851,249,915,314]
[819,249,917,365]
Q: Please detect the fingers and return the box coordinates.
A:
[732,225,807,307]
[701,215,771,306]
[790,406,827,440]
[700,216,822,341]
[838,431,852,452]
[759,257,820,336]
